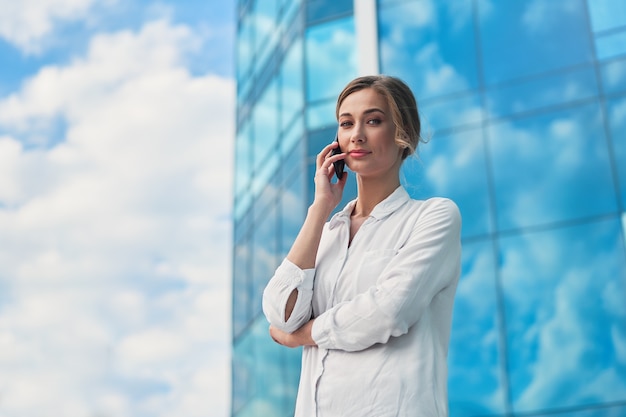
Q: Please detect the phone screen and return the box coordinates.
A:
[331,133,344,180]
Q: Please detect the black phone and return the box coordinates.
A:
[331,132,345,180]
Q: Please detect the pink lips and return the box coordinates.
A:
[349,150,370,158]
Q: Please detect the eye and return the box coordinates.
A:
[367,118,382,125]
[339,120,353,127]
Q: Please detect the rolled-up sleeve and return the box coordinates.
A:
[262,259,316,333]
[311,198,461,352]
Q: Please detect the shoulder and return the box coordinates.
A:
[424,197,460,216]
[407,197,461,231]
[408,197,460,217]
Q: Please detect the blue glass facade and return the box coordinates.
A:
[233,0,626,416]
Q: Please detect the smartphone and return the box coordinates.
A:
[331,132,345,180]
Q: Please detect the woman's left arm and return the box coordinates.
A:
[310,198,462,352]
[269,319,316,348]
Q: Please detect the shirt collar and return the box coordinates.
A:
[328,186,410,229]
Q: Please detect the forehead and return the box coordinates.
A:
[339,88,390,115]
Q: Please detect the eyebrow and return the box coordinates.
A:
[339,108,386,118]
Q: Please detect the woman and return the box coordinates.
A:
[262,75,461,416]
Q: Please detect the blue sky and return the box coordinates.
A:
[0,0,235,416]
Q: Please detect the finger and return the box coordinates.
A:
[316,142,343,169]
[322,153,347,178]
[317,141,339,158]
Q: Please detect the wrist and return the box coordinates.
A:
[308,201,333,220]
[296,320,316,347]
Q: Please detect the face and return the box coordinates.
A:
[337,88,403,180]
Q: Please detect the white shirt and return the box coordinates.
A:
[263,186,461,417]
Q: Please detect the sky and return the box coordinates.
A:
[0,1,235,416]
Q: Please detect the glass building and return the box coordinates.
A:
[232,0,626,415]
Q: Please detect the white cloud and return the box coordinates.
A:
[604,61,626,92]
[522,0,579,34]
[306,20,356,102]
[500,223,626,411]
[413,42,469,97]
[0,0,113,53]
[0,18,233,417]
[424,133,483,194]
[486,113,608,230]
[386,0,434,33]
[612,324,626,365]
[611,96,626,126]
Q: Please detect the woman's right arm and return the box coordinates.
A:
[262,142,347,333]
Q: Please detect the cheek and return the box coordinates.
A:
[386,136,402,155]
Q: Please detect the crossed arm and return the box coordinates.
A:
[266,142,346,348]
[264,198,461,352]
[269,319,316,348]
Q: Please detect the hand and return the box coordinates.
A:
[313,142,347,211]
[269,320,317,348]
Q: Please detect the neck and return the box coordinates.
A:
[353,174,401,218]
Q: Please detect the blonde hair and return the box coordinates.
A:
[335,75,423,159]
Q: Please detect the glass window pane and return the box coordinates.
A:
[252,78,279,173]
[306,99,336,131]
[252,198,278,316]
[280,0,301,25]
[305,17,356,103]
[600,56,626,96]
[237,74,253,106]
[233,315,298,417]
[237,11,254,86]
[607,96,626,208]
[419,93,482,132]
[234,192,252,224]
[307,126,334,162]
[379,0,479,99]
[500,218,626,412]
[588,0,626,33]
[306,0,352,25]
[448,240,506,416]
[281,156,305,258]
[281,130,305,180]
[251,316,289,416]
[281,114,304,157]
[234,204,251,244]
[235,121,252,199]
[253,0,279,64]
[488,103,618,231]
[232,329,255,413]
[233,242,251,338]
[595,30,626,61]
[479,0,593,84]
[251,151,280,199]
[527,405,626,417]
[280,39,304,133]
[486,66,599,119]
[403,128,493,238]
[281,347,302,414]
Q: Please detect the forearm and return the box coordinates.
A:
[268,142,346,324]
[283,203,331,321]
[270,320,317,348]
[286,202,333,270]
[266,202,336,324]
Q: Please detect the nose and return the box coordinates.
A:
[350,122,366,143]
